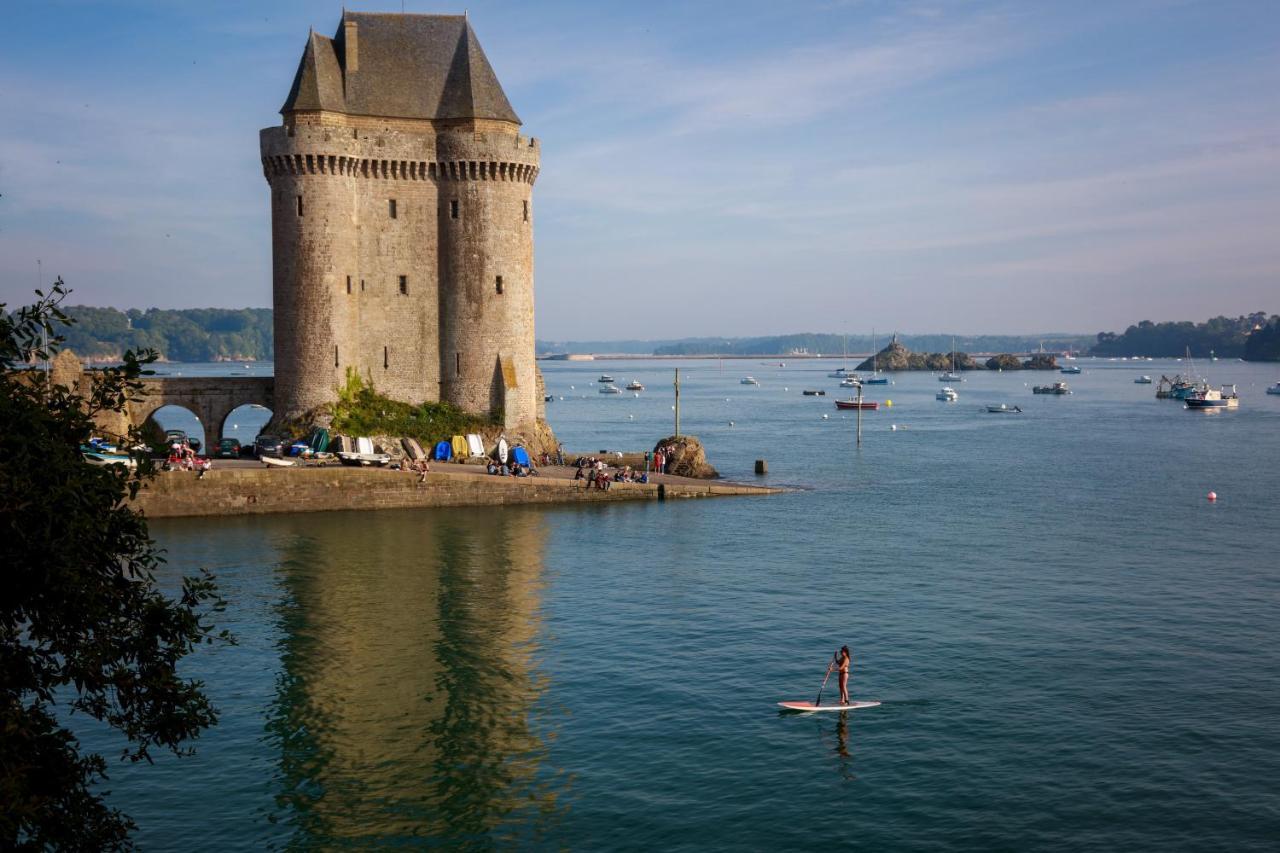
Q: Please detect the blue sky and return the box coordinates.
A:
[1,0,1276,338]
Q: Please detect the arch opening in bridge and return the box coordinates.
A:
[221,404,273,445]
[145,405,207,451]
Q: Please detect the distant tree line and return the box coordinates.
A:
[1089,313,1276,359]
[47,306,273,361]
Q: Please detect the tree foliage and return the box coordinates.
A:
[1090,313,1273,358]
[48,305,273,362]
[327,368,494,442]
[1,280,229,850]
[1243,316,1280,362]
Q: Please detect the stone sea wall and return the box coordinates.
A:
[131,467,774,519]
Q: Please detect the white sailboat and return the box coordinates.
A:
[939,336,962,382]
[828,335,855,379]
[864,328,888,384]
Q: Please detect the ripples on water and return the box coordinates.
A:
[81,360,1280,850]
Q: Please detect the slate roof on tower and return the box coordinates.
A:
[281,12,521,124]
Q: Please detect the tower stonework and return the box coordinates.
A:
[261,12,540,429]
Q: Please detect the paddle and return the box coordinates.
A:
[815,653,838,707]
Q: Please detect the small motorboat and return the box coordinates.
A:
[1061,365,1082,374]
[839,376,861,388]
[1266,382,1280,395]
[834,399,878,410]
[82,448,136,468]
[1032,382,1072,395]
[597,375,614,383]
[936,387,958,402]
[740,376,760,385]
[261,455,296,468]
[987,404,1022,413]
[625,381,644,391]
[544,394,554,402]
[802,389,826,396]
[1135,375,1153,384]
[338,436,391,466]
[599,384,622,394]
[337,451,391,466]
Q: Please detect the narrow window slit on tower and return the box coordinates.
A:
[456,353,461,376]
[384,346,389,369]
[360,279,365,292]
[334,346,339,367]
[450,199,459,219]
[346,276,352,294]
[399,275,408,295]
[523,200,529,222]
[495,275,504,294]
[389,199,397,219]
[296,195,303,216]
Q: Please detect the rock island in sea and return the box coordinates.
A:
[854,336,1059,372]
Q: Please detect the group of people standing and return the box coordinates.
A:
[164,440,212,477]
[646,443,681,476]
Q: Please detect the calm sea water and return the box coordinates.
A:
[83,358,1280,850]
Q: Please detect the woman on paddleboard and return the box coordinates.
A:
[836,646,851,705]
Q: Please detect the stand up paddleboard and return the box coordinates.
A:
[778,701,881,712]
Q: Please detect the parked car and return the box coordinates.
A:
[215,438,241,459]
[254,434,284,458]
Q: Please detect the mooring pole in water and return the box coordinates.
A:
[856,383,863,448]
[674,367,681,438]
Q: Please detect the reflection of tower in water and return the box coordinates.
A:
[268,507,565,845]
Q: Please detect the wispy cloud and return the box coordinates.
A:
[1,0,1276,336]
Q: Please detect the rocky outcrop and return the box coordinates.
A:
[855,340,980,372]
[986,353,1022,370]
[1023,354,1059,370]
[855,340,913,371]
[654,435,718,479]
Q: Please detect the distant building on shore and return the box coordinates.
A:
[261,12,542,428]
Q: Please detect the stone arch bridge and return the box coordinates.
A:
[132,377,275,440]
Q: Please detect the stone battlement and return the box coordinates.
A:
[260,152,539,184]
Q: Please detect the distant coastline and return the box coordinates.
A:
[35,305,1280,362]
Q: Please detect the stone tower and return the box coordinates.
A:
[261,12,541,428]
